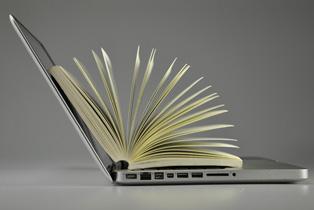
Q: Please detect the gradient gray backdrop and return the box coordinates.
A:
[1,0,313,170]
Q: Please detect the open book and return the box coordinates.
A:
[49,47,242,170]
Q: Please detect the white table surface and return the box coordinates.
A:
[0,165,313,210]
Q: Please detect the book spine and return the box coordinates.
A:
[114,160,129,170]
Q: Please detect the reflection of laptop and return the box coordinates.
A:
[10,14,308,184]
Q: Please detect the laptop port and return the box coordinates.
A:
[191,172,203,178]
[140,172,151,180]
[177,173,189,178]
[154,172,164,180]
[167,173,174,178]
[125,173,137,179]
[206,173,229,177]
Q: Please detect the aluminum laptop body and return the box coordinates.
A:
[10,14,308,184]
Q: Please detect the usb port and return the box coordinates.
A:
[167,173,174,178]
[177,173,189,178]
[154,172,164,180]
[140,172,151,180]
[125,173,137,179]
[191,172,203,178]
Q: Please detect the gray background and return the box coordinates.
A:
[1,0,314,171]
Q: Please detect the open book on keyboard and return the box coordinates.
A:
[49,47,242,170]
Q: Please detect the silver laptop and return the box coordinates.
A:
[10,14,308,184]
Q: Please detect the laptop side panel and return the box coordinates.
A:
[115,157,308,185]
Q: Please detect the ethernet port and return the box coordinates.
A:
[140,172,151,180]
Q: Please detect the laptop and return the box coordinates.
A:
[10,14,308,184]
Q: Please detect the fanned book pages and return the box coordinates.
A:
[48,47,242,170]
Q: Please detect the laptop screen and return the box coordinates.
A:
[10,15,114,181]
[12,16,55,72]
